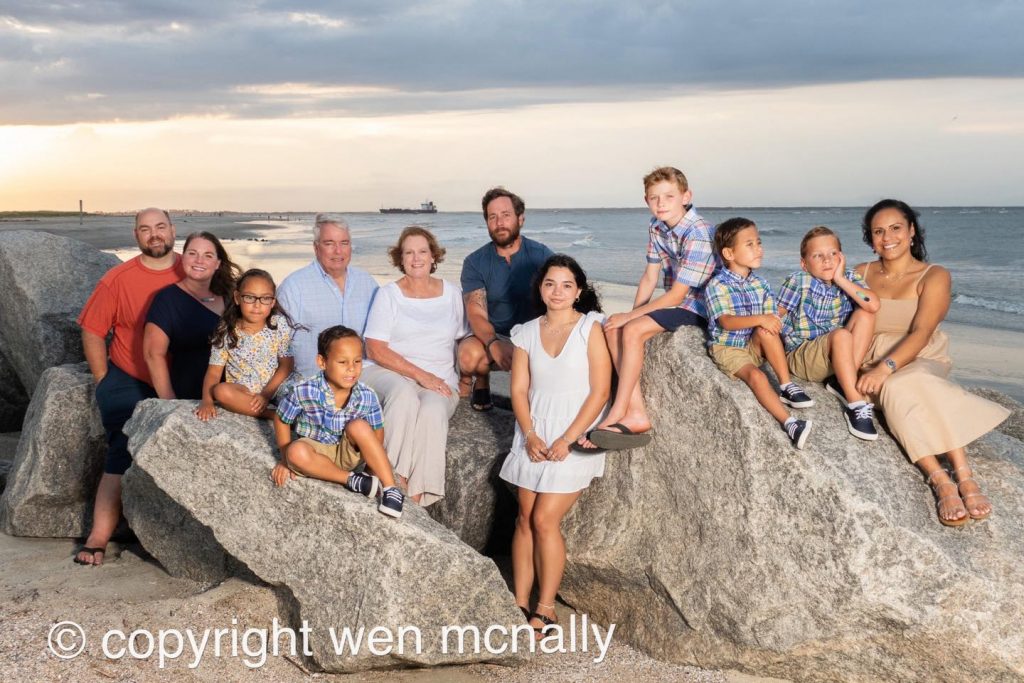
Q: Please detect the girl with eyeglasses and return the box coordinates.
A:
[196,268,301,421]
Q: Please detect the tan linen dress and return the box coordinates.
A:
[863,265,1010,462]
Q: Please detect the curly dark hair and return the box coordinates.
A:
[531,254,602,315]
[318,325,361,359]
[862,199,928,262]
[209,269,299,350]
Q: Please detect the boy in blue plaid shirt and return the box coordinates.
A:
[591,167,717,450]
[705,218,813,449]
[270,325,404,518]
[777,226,879,440]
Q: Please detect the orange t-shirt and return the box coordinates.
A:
[77,254,184,383]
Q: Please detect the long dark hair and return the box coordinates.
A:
[210,269,299,350]
[861,199,928,262]
[183,231,242,297]
[531,254,602,315]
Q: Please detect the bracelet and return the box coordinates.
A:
[525,428,536,439]
[560,434,574,444]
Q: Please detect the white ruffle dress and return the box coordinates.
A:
[499,311,607,493]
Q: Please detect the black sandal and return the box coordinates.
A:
[471,385,493,412]
[529,611,557,635]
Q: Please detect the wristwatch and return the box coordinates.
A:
[884,357,897,372]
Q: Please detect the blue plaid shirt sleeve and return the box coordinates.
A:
[847,268,868,288]
[276,387,302,425]
[704,278,735,321]
[776,273,803,314]
[674,234,716,288]
[761,281,779,316]
[645,231,662,265]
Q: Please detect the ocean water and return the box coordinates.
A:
[4,206,1022,332]
[331,206,1024,335]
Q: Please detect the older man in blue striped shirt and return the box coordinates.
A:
[277,214,379,379]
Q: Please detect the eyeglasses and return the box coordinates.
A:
[239,294,276,305]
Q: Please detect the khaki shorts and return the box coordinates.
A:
[288,435,363,475]
[787,333,833,382]
[709,343,765,379]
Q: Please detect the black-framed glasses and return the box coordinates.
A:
[239,294,276,305]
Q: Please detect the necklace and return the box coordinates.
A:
[179,282,216,303]
[878,263,912,282]
[541,312,581,333]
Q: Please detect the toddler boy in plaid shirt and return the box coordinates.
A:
[591,166,716,450]
[777,226,879,440]
[270,325,404,518]
[705,218,813,449]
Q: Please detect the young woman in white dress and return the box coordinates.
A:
[498,254,612,635]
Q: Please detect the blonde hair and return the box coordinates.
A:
[643,166,688,193]
[800,226,841,259]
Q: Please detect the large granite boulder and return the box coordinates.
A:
[555,327,1024,682]
[121,400,529,673]
[427,401,516,551]
[0,230,119,394]
[0,363,105,536]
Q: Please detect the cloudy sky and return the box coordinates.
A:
[2,1,1022,210]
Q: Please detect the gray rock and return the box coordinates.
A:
[0,431,20,495]
[969,387,1024,443]
[555,327,1024,682]
[122,465,237,585]
[0,363,105,537]
[0,356,28,432]
[427,401,516,551]
[0,230,119,394]
[122,399,529,673]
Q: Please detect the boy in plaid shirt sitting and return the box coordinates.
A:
[271,325,404,518]
[591,166,717,450]
[777,226,879,440]
[705,218,813,449]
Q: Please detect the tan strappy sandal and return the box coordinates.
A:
[953,466,992,521]
[926,469,969,527]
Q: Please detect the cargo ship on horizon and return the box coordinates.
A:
[379,200,437,214]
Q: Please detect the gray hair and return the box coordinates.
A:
[313,213,350,241]
[135,207,172,228]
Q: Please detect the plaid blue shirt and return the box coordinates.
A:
[777,269,868,352]
[644,206,716,318]
[276,372,383,444]
[704,268,778,348]
[277,260,378,380]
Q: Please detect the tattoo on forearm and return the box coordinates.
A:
[466,288,487,310]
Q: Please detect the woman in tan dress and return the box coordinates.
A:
[855,199,1009,526]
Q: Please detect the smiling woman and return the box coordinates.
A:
[143,232,241,400]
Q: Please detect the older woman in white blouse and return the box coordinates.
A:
[361,226,469,506]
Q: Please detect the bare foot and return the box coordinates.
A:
[955,469,992,520]
[927,471,968,526]
[458,375,474,399]
[595,416,652,435]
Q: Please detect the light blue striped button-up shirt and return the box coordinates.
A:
[277,260,378,379]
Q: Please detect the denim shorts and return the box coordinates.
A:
[94,362,157,475]
[647,307,707,332]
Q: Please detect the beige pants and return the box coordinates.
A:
[288,435,362,474]
[786,333,833,382]
[361,364,458,506]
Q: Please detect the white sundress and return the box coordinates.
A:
[499,311,607,493]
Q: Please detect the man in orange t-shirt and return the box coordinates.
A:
[74,207,183,566]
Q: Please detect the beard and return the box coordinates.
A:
[489,224,521,248]
[140,237,173,258]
